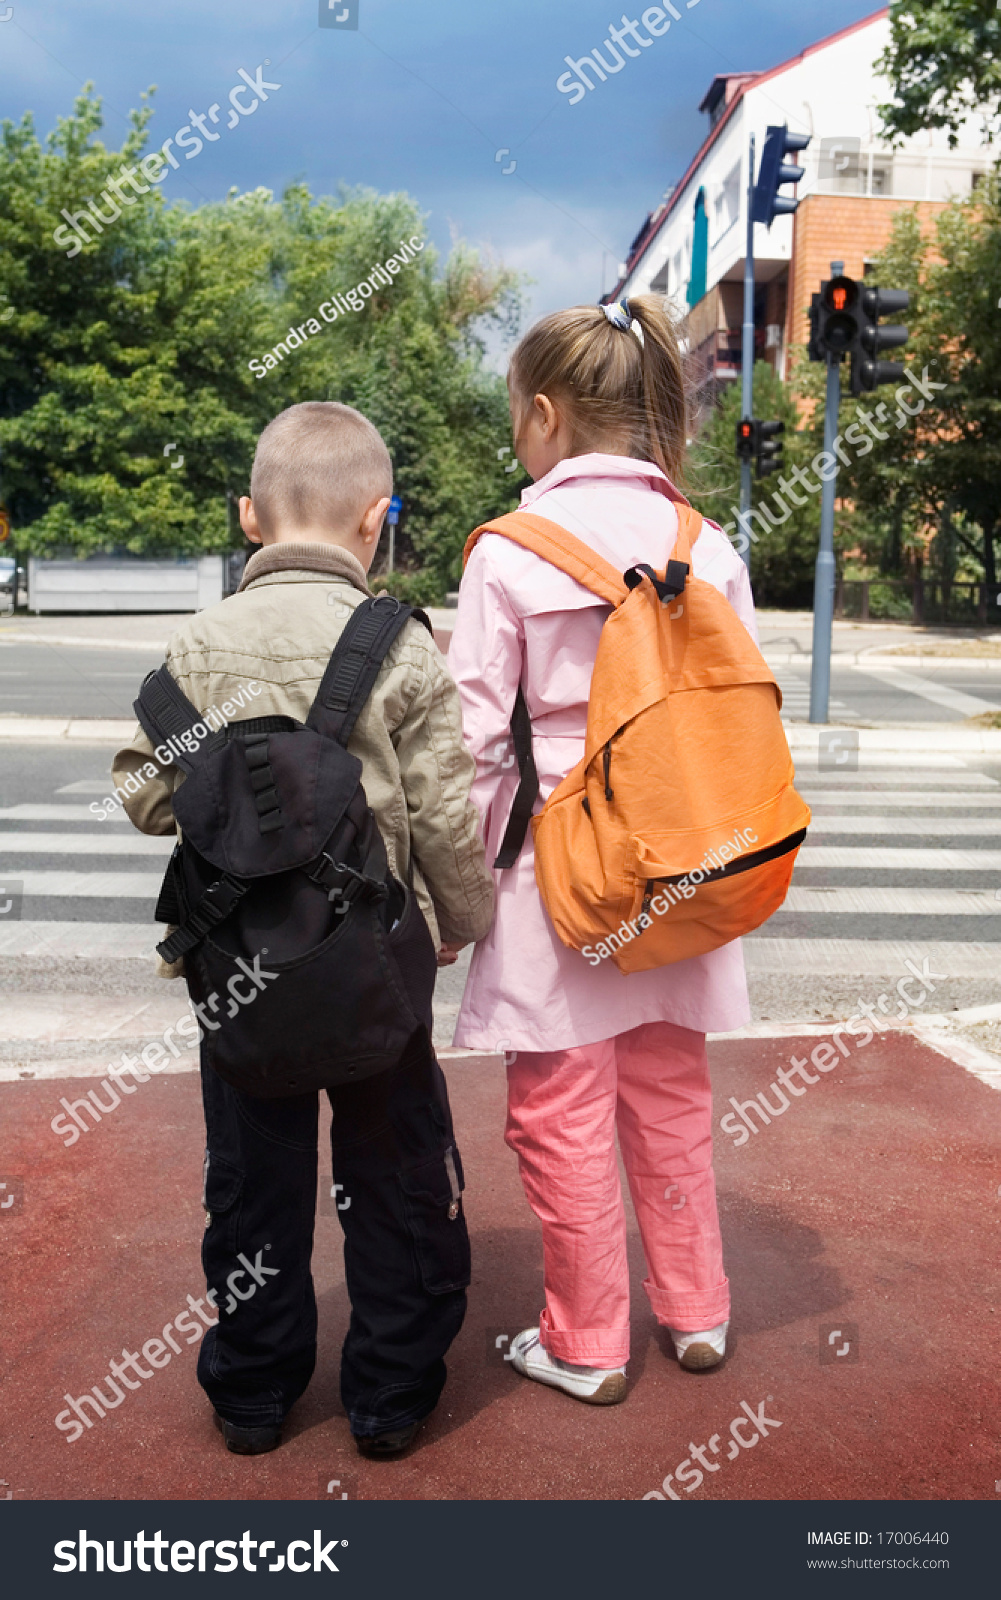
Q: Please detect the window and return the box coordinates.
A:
[713,161,741,241]
[870,160,892,196]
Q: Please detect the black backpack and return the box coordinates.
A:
[135,595,438,1099]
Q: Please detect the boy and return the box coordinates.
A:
[113,402,494,1458]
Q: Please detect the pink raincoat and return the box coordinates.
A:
[449,452,758,1054]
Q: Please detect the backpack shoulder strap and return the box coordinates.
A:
[307,594,433,746]
[463,512,627,606]
[671,505,704,568]
[135,665,213,774]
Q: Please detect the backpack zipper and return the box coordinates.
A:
[652,828,808,888]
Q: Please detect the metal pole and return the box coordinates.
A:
[739,133,756,573]
[809,260,844,724]
[388,523,395,574]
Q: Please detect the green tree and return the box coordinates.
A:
[689,359,820,606]
[0,91,526,602]
[853,193,1001,590]
[876,0,1001,148]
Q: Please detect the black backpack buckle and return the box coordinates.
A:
[200,876,246,924]
[310,853,389,913]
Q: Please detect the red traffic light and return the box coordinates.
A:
[821,275,858,314]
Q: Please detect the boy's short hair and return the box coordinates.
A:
[250,402,393,536]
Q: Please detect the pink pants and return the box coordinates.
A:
[505,1019,729,1368]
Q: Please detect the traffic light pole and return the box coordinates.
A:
[738,134,756,573]
[809,259,844,725]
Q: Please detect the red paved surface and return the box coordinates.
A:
[3,1031,999,1502]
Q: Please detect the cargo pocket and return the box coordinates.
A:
[202,1153,244,1257]
[399,1143,470,1294]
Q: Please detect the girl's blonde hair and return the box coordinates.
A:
[508,294,688,484]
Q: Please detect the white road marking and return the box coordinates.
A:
[0,805,130,822]
[796,770,998,788]
[795,753,971,771]
[742,937,1001,976]
[0,831,173,855]
[806,816,1001,835]
[801,791,1001,807]
[0,921,158,957]
[2,871,161,898]
[857,663,1001,716]
[55,779,119,795]
[782,886,1001,915]
[797,845,1001,870]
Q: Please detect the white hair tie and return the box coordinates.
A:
[602,301,644,344]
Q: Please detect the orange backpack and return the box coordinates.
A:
[462,506,811,974]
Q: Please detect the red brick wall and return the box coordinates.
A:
[784,195,948,354]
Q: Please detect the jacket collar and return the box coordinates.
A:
[519,452,690,508]
[238,540,373,595]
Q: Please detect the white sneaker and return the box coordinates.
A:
[508,1327,627,1405]
[669,1321,729,1371]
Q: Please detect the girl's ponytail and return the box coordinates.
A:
[508,293,689,485]
[623,294,688,485]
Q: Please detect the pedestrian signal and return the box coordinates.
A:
[735,418,756,460]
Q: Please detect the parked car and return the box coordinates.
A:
[0,556,15,615]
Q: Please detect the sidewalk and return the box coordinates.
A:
[3,1022,998,1501]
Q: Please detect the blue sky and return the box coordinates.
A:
[7,0,882,335]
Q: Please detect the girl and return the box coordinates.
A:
[447,295,757,1404]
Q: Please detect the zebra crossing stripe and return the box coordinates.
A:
[797,845,1001,870]
[0,832,174,855]
[783,886,1001,915]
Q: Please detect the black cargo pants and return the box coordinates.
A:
[196,1029,470,1439]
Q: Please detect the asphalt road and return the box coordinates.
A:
[2,610,1001,723]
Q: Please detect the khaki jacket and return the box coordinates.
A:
[112,541,494,974]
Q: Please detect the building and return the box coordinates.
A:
[609,7,990,422]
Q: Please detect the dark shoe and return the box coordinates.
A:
[213,1410,283,1456]
[354,1419,424,1459]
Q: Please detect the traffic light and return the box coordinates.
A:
[735,418,756,460]
[756,420,784,477]
[813,274,861,360]
[807,273,910,389]
[851,286,909,394]
[752,124,811,227]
